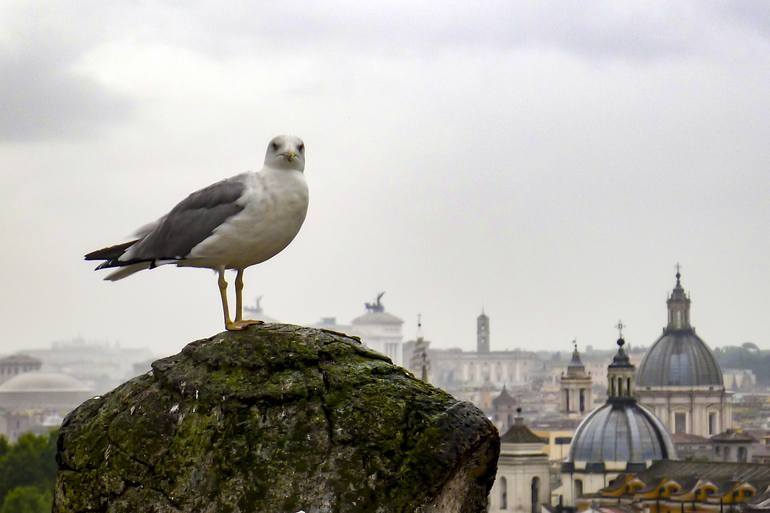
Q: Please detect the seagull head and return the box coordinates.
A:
[265,135,305,172]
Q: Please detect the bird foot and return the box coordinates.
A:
[225,320,264,331]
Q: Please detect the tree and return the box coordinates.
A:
[0,431,57,505]
[742,342,760,353]
[0,486,51,513]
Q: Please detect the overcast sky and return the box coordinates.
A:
[0,1,768,357]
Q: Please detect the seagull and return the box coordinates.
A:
[85,135,309,331]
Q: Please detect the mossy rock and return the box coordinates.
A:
[54,324,499,513]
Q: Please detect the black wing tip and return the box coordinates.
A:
[84,240,139,261]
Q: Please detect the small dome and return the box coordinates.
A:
[351,311,404,326]
[0,372,91,392]
[636,331,723,387]
[492,386,517,407]
[567,402,676,465]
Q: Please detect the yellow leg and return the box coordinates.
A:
[218,269,239,331]
[229,269,263,330]
[235,269,244,322]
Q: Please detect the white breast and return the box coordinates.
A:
[186,168,309,269]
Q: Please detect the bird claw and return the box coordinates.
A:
[225,320,264,331]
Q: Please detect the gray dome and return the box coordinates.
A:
[568,402,675,465]
[0,372,91,392]
[636,331,723,387]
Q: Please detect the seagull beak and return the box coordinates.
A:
[284,151,298,162]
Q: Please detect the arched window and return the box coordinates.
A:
[617,378,623,397]
[626,377,631,396]
[531,476,540,513]
[500,476,508,509]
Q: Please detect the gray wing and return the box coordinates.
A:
[127,175,247,260]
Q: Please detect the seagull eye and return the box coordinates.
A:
[298,144,304,152]
[271,142,279,151]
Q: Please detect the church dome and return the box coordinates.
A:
[636,332,722,387]
[567,401,675,466]
[636,270,723,388]
[0,372,91,392]
[564,331,676,471]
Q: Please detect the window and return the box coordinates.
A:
[709,412,717,435]
[565,390,570,411]
[532,477,540,513]
[724,447,731,460]
[500,476,508,509]
[738,447,748,463]
[579,389,585,412]
[674,412,687,433]
[575,479,583,498]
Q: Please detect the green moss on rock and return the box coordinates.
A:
[54,324,499,513]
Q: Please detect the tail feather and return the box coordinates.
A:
[104,262,152,281]
[86,239,179,279]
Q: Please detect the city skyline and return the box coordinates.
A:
[0,1,768,355]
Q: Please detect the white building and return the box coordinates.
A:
[411,312,539,410]
[489,409,551,513]
[313,292,404,366]
[26,337,154,393]
[0,372,94,442]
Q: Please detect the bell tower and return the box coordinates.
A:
[560,340,593,417]
[477,309,490,353]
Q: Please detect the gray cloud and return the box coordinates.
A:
[0,51,131,142]
[0,0,764,145]
[0,5,131,143]
[131,1,758,61]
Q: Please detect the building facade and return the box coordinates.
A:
[417,312,539,408]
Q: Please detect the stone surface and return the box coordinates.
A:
[54,324,499,513]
